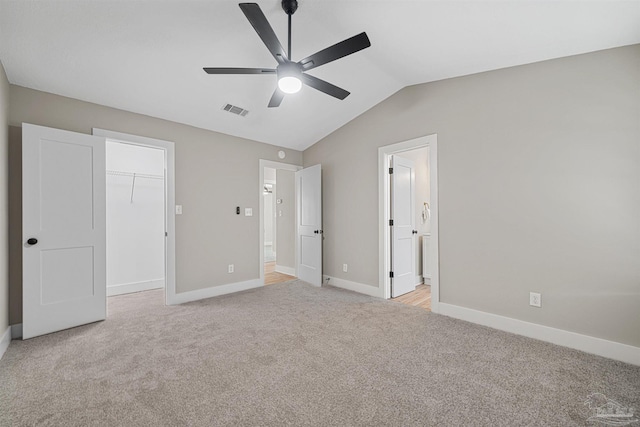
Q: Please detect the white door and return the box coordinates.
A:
[390,155,416,297]
[23,123,106,339]
[296,164,322,286]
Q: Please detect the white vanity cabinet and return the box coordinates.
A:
[422,233,431,284]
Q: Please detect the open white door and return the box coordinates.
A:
[296,164,322,286]
[390,155,416,297]
[22,123,106,339]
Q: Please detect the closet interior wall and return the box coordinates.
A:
[106,141,165,296]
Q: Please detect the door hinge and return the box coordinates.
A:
[389,271,394,278]
[389,219,393,226]
[165,231,168,237]
[389,167,393,174]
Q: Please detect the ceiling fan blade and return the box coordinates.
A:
[301,74,350,100]
[239,3,288,64]
[268,88,285,108]
[203,67,276,74]
[298,32,371,71]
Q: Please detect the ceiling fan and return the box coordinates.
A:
[203,0,371,108]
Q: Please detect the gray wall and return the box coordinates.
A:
[275,169,295,269]
[0,62,8,335]
[303,45,640,347]
[8,85,302,323]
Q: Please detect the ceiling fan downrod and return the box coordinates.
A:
[282,0,298,59]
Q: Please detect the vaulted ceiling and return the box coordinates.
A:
[1,1,639,151]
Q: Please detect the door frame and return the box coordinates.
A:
[259,160,302,285]
[92,128,177,305]
[378,134,439,312]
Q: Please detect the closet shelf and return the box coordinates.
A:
[107,169,164,203]
[107,170,164,180]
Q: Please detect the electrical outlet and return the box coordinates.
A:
[529,292,541,308]
[342,264,348,273]
[175,205,183,215]
[228,264,234,274]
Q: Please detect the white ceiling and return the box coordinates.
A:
[1,1,639,151]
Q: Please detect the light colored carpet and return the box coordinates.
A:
[1,280,638,426]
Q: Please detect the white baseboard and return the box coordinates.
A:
[169,278,262,305]
[323,275,382,298]
[414,275,424,286]
[107,279,165,296]
[439,303,640,367]
[275,265,295,276]
[0,326,11,360]
[11,324,22,339]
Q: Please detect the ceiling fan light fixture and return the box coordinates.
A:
[278,76,302,94]
[277,62,302,94]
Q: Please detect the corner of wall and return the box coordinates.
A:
[0,59,10,338]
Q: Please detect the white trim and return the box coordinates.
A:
[275,265,295,276]
[414,275,424,286]
[259,159,302,286]
[324,275,383,298]
[378,135,440,312]
[11,324,22,339]
[439,303,640,366]
[0,326,11,360]
[170,279,262,305]
[107,279,165,296]
[264,241,273,246]
[92,128,177,306]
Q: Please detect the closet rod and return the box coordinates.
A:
[106,169,164,180]
[107,169,164,203]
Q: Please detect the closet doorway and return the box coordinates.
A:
[105,141,166,296]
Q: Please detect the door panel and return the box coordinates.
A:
[41,140,95,230]
[40,247,95,305]
[23,123,106,339]
[391,155,416,297]
[296,165,322,286]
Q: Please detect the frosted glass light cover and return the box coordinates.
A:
[278,76,302,94]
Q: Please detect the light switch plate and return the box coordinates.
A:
[245,208,253,216]
[175,205,183,215]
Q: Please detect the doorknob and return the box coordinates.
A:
[27,238,38,245]
[314,230,323,234]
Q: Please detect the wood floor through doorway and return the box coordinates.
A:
[392,284,431,311]
[264,261,295,285]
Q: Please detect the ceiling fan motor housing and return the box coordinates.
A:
[281,0,298,15]
[277,61,302,80]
